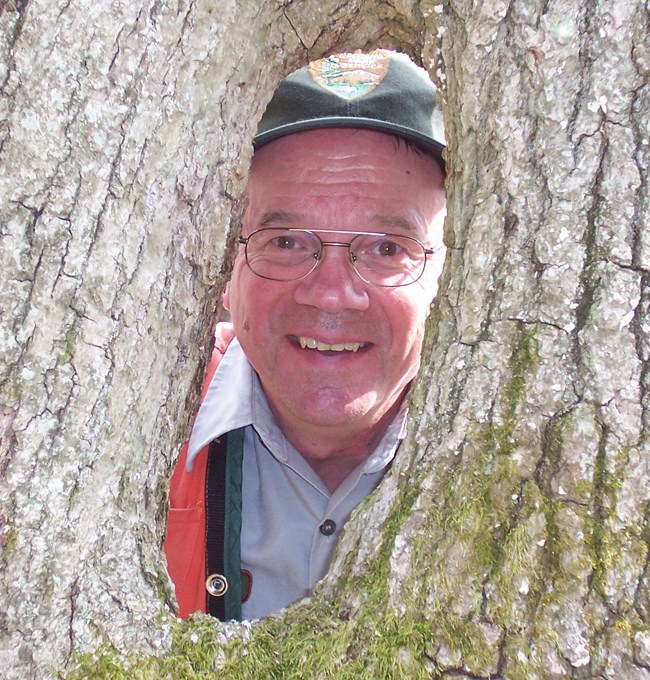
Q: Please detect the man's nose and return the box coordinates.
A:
[292,245,370,312]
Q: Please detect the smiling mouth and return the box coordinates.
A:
[296,336,367,353]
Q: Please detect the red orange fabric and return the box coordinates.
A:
[164,323,234,619]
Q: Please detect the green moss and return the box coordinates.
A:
[586,436,623,592]
[584,443,648,605]
[499,628,562,680]
[505,324,537,411]
[543,498,564,577]
[641,503,650,546]
[70,646,133,679]
[449,324,537,542]
[152,567,176,611]
[542,415,565,476]
[61,326,77,363]
[1,523,17,561]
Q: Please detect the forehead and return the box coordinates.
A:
[245,129,445,235]
[249,127,443,182]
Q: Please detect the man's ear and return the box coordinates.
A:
[223,281,231,311]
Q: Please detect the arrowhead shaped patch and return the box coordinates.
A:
[308,50,390,100]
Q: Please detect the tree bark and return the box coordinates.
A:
[1,0,648,678]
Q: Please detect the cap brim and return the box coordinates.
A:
[253,117,446,171]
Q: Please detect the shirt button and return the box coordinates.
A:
[319,519,337,536]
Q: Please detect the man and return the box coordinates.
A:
[165,50,447,621]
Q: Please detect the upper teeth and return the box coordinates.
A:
[298,337,363,352]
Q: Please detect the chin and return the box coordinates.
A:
[291,391,377,424]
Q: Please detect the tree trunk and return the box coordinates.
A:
[1,0,647,678]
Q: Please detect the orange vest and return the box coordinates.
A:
[164,325,233,619]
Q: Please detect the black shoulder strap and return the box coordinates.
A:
[205,435,229,619]
[204,428,246,620]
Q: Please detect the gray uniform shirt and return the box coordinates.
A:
[187,339,407,619]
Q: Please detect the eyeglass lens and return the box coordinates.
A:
[244,229,430,287]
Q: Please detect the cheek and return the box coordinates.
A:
[223,259,248,325]
[382,294,428,354]
[413,264,443,312]
[227,262,283,336]
[398,285,436,324]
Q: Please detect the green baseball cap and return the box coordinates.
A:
[254,50,446,171]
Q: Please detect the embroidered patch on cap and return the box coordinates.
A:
[308,50,390,100]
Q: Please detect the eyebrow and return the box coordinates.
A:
[258,211,302,228]
[373,214,420,236]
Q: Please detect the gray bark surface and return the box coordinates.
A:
[0,0,648,678]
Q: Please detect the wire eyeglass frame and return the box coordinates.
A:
[238,228,443,288]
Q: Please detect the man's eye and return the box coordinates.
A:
[271,235,299,250]
[373,240,402,257]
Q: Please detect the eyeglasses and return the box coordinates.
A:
[238,228,442,287]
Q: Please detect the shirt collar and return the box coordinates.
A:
[186,339,255,470]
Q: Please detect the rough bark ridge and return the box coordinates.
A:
[1,0,648,678]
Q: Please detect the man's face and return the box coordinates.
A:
[224,128,446,444]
